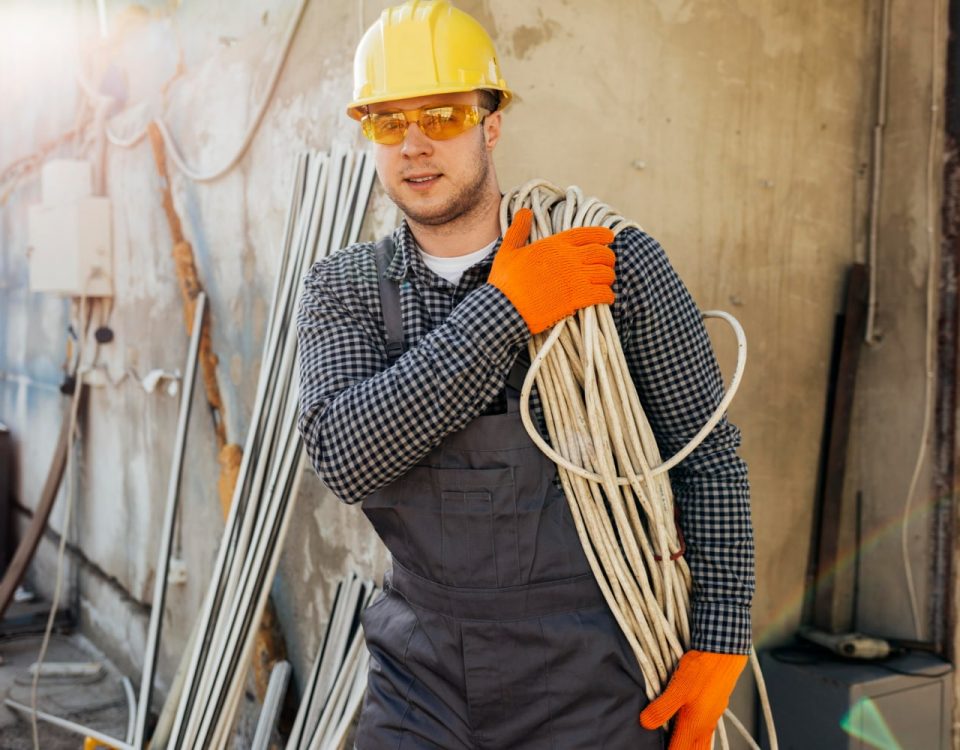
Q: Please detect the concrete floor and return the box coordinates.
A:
[0,597,310,749]
[0,629,131,750]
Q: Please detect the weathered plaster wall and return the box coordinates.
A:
[850,0,944,643]
[0,0,947,744]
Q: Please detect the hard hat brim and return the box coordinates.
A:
[347,85,513,121]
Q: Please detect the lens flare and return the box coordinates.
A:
[840,697,903,750]
[753,483,948,649]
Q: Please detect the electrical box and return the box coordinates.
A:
[27,159,112,297]
[760,649,952,749]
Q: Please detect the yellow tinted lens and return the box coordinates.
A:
[361,106,488,144]
[363,112,407,144]
[420,106,465,139]
[420,106,483,140]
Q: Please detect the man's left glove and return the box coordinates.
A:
[638,650,747,750]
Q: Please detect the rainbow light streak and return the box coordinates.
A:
[753,485,946,648]
[840,697,903,750]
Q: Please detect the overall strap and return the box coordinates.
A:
[373,233,530,391]
[375,235,405,365]
[505,348,531,395]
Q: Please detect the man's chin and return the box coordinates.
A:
[393,196,462,227]
[406,209,461,227]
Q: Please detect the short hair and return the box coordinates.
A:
[476,89,500,113]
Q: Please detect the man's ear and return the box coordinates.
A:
[483,111,502,151]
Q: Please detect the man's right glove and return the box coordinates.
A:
[488,208,616,334]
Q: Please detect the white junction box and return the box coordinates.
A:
[27,159,113,297]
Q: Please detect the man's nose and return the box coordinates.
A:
[401,123,434,157]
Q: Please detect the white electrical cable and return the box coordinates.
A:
[503,181,778,749]
[104,0,309,182]
[901,0,943,641]
[29,292,93,750]
[519,311,746,486]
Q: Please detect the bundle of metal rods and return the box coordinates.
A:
[165,147,377,749]
[286,574,377,750]
[500,181,772,750]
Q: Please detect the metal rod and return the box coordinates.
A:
[171,148,376,746]
[202,149,367,743]
[134,292,206,748]
[208,450,308,744]
[303,576,361,743]
[251,661,292,750]
[348,155,378,246]
[195,408,302,743]
[187,153,331,744]
[309,614,368,749]
[169,154,326,747]
[122,676,136,744]
[287,577,348,749]
[326,648,370,750]
[5,698,132,750]
[341,653,371,748]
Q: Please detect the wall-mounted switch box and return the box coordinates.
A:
[27,159,113,297]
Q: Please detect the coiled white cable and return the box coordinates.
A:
[502,180,777,749]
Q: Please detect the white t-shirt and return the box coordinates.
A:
[419,239,498,286]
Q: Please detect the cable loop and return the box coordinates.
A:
[501,181,776,749]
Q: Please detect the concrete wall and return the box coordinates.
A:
[0,0,948,744]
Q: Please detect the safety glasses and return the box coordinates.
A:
[360,104,491,145]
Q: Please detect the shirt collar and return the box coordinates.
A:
[386,221,503,289]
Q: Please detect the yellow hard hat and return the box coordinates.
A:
[347,0,513,120]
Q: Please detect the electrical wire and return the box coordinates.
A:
[103,0,309,183]
[29,294,92,750]
[900,0,943,641]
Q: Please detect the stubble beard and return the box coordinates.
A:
[388,143,492,229]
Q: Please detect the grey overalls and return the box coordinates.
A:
[354,238,663,749]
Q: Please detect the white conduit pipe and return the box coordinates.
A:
[501,180,777,749]
[166,148,376,748]
[134,292,205,748]
[252,661,292,750]
[122,676,136,745]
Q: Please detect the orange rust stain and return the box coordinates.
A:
[253,599,289,704]
[148,125,227,450]
[217,443,243,520]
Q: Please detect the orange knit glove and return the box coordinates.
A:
[639,650,748,750]
[489,208,616,334]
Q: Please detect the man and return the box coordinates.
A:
[297,2,754,748]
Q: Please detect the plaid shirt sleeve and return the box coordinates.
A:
[296,242,530,504]
[613,227,755,654]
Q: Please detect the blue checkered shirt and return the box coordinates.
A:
[296,221,754,654]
